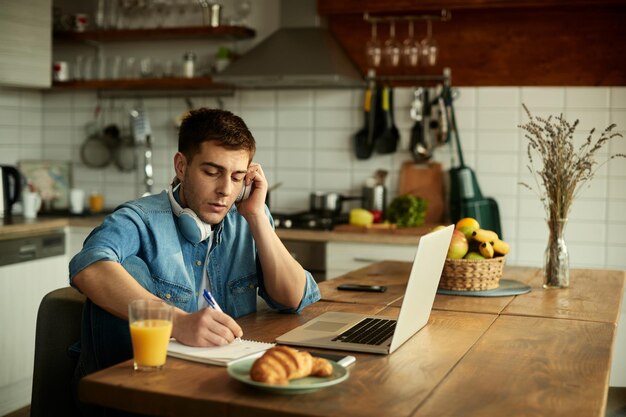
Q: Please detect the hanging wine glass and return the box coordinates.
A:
[234,0,251,25]
[365,21,382,68]
[383,20,401,67]
[420,19,439,66]
[402,20,421,67]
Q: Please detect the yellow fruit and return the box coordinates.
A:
[472,229,499,243]
[493,239,510,255]
[456,217,480,230]
[456,218,480,240]
[349,208,374,227]
[431,225,446,233]
[479,241,495,259]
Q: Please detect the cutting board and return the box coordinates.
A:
[398,161,445,224]
[333,223,436,236]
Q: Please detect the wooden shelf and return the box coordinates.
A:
[318,0,626,14]
[319,1,626,86]
[53,25,255,42]
[52,77,233,91]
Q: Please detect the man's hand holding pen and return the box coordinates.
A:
[170,293,243,347]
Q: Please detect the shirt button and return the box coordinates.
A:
[196,260,202,266]
[165,294,171,299]
[249,284,255,289]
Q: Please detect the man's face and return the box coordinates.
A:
[175,141,250,225]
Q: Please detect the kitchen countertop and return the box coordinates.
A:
[0,215,426,245]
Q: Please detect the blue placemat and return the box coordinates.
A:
[437,279,531,297]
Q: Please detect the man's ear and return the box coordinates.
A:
[174,152,187,181]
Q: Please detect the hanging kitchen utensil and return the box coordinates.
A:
[81,105,113,168]
[446,87,502,237]
[354,81,380,160]
[433,92,450,146]
[130,108,154,196]
[374,86,400,154]
[114,134,137,172]
[410,87,431,163]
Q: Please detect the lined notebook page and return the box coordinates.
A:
[167,339,274,366]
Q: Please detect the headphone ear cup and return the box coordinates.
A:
[178,209,210,244]
[168,183,211,243]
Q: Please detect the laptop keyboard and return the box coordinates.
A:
[331,318,396,345]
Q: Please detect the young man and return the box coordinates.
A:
[70,108,320,382]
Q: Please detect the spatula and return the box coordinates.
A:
[374,86,400,154]
[354,83,377,160]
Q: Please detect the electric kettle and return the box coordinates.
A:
[0,165,23,218]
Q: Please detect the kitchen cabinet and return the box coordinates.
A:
[326,241,417,279]
[0,0,52,88]
[0,232,67,416]
[316,0,626,86]
[52,25,255,92]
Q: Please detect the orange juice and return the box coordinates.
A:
[130,319,173,369]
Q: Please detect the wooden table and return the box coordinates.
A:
[80,263,625,417]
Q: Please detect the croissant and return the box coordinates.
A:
[250,346,333,385]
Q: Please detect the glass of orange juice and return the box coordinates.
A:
[128,299,174,371]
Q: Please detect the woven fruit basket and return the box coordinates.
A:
[439,256,506,291]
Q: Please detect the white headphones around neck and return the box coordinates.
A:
[167,182,212,244]
[167,179,254,244]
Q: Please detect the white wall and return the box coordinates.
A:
[1,85,625,272]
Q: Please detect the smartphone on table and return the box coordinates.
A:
[336,284,387,293]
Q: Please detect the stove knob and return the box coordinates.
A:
[275,218,282,228]
[284,219,293,229]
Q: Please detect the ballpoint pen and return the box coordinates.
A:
[203,289,241,342]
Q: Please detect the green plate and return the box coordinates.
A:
[227,357,349,394]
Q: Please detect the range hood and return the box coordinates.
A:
[214,9,364,89]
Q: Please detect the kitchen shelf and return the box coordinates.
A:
[51,77,235,97]
[53,25,255,42]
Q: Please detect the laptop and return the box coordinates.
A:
[276,225,453,354]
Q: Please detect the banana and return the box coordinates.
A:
[472,229,499,243]
[493,239,510,255]
[479,241,495,259]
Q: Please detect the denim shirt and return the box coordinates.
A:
[69,190,320,318]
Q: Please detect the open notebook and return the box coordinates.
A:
[167,339,274,366]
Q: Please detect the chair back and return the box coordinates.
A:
[31,287,85,417]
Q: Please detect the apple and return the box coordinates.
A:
[464,252,485,260]
[447,230,469,259]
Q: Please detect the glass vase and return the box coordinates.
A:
[543,218,569,288]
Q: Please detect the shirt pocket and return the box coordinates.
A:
[227,273,258,318]
[152,275,194,310]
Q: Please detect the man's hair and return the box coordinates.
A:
[178,108,256,162]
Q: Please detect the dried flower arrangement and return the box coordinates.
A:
[519,104,624,288]
[519,104,624,221]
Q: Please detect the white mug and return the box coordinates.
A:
[23,191,42,219]
[70,188,85,214]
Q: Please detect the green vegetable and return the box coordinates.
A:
[386,195,428,228]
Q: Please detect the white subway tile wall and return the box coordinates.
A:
[1,86,625,269]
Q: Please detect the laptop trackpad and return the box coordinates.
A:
[305,321,346,332]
